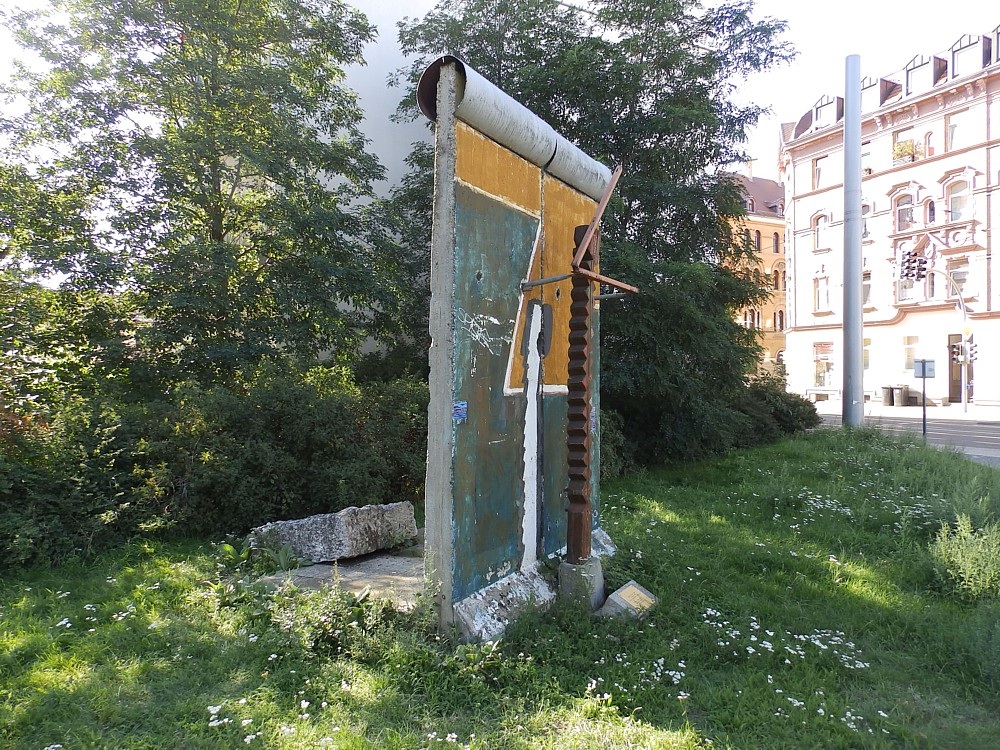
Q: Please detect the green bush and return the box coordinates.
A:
[130,365,429,536]
[1,366,429,568]
[930,514,1000,602]
[0,399,135,568]
[730,373,821,444]
[959,601,1000,686]
[599,409,636,480]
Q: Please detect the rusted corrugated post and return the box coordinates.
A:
[566,224,596,564]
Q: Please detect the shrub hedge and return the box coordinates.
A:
[1,366,428,568]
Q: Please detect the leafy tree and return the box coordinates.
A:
[395,0,794,461]
[1,0,387,390]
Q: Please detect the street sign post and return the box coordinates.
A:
[914,359,935,437]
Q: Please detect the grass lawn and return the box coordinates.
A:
[2,426,999,749]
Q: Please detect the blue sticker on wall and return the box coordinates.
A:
[453,401,468,424]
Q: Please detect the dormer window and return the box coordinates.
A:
[951,34,992,79]
[747,198,755,213]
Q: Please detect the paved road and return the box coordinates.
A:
[820,413,1000,468]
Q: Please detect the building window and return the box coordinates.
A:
[945,109,971,152]
[863,338,871,370]
[813,342,834,387]
[893,128,922,163]
[772,232,779,254]
[814,274,830,311]
[926,200,936,224]
[812,156,827,190]
[861,202,871,238]
[948,259,969,297]
[813,215,830,250]
[861,141,872,174]
[772,262,785,291]
[895,195,914,232]
[754,230,761,252]
[862,271,871,306]
[775,310,785,331]
[747,198,755,212]
[947,180,969,221]
[904,335,919,370]
[777,201,784,216]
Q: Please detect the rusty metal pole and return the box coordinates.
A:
[566,225,596,564]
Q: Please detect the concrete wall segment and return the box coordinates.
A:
[418,55,611,200]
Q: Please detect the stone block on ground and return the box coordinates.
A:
[597,579,657,620]
[250,502,417,563]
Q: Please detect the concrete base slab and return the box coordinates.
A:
[453,567,557,642]
[259,533,424,609]
[597,579,657,620]
[558,556,605,610]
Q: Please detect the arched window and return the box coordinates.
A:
[776,310,785,331]
[895,195,914,231]
[948,180,969,221]
[813,215,830,250]
[772,262,785,291]
[747,198,755,212]
[926,200,936,224]
[754,230,762,252]
[772,232,780,253]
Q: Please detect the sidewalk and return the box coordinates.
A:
[811,397,1000,423]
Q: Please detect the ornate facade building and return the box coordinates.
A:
[736,175,786,374]
[779,28,1000,407]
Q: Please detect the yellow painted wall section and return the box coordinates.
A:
[455,122,542,215]
[508,176,597,391]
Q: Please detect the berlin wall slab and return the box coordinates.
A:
[419,56,617,638]
[250,502,417,563]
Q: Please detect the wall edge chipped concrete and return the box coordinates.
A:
[425,62,459,631]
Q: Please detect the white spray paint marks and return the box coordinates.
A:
[520,303,542,570]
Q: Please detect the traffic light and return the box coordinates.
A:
[968,339,978,362]
[913,255,927,280]
[900,251,914,279]
[951,342,964,363]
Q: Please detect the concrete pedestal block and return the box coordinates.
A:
[558,556,605,610]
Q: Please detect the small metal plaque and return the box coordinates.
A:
[618,582,655,611]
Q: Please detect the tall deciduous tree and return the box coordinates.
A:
[1,0,385,391]
[394,0,794,460]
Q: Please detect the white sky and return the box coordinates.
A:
[2,1,996,186]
